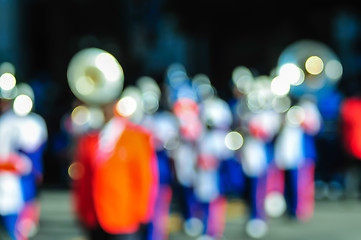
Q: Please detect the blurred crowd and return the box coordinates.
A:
[0,65,47,239]
[1,39,361,240]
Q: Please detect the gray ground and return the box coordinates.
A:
[32,190,361,240]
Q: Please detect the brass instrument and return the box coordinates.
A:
[67,48,124,106]
[277,39,342,97]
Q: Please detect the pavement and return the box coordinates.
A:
[32,190,361,240]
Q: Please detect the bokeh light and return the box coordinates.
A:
[71,105,90,126]
[325,59,343,81]
[271,76,290,96]
[0,73,16,91]
[286,105,305,125]
[192,73,215,100]
[245,219,268,239]
[232,66,253,94]
[0,62,15,75]
[272,95,291,113]
[184,217,204,237]
[202,97,232,128]
[264,191,286,218]
[141,91,159,114]
[88,107,105,129]
[278,63,305,86]
[13,94,33,116]
[117,86,143,123]
[247,91,263,112]
[224,131,244,150]
[68,162,85,180]
[137,76,161,114]
[116,96,138,117]
[305,56,324,75]
[166,63,188,89]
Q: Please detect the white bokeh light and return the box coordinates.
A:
[272,96,291,113]
[0,73,16,91]
[279,63,305,86]
[245,219,268,239]
[88,107,105,129]
[286,106,306,125]
[116,96,138,117]
[264,192,286,218]
[0,62,15,75]
[224,131,244,150]
[325,60,343,81]
[13,94,33,116]
[271,76,290,96]
[305,56,324,75]
[71,105,90,126]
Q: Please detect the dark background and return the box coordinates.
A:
[1,0,361,186]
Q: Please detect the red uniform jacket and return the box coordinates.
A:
[73,117,158,234]
[341,97,361,160]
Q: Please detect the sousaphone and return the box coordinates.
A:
[277,39,343,97]
[67,48,124,105]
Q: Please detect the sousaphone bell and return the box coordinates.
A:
[277,39,343,97]
[67,48,124,106]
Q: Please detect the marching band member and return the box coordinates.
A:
[240,108,281,238]
[142,111,178,240]
[195,96,234,240]
[274,96,322,221]
[0,96,27,240]
[340,96,361,160]
[340,95,361,197]
[172,97,203,237]
[16,84,47,240]
[233,76,282,238]
[165,64,205,237]
[0,83,47,240]
[72,101,159,240]
[137,77,177,240]
[69,48,158,240]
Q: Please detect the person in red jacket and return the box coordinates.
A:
[341,97,361,160]
[72,102,158,240]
